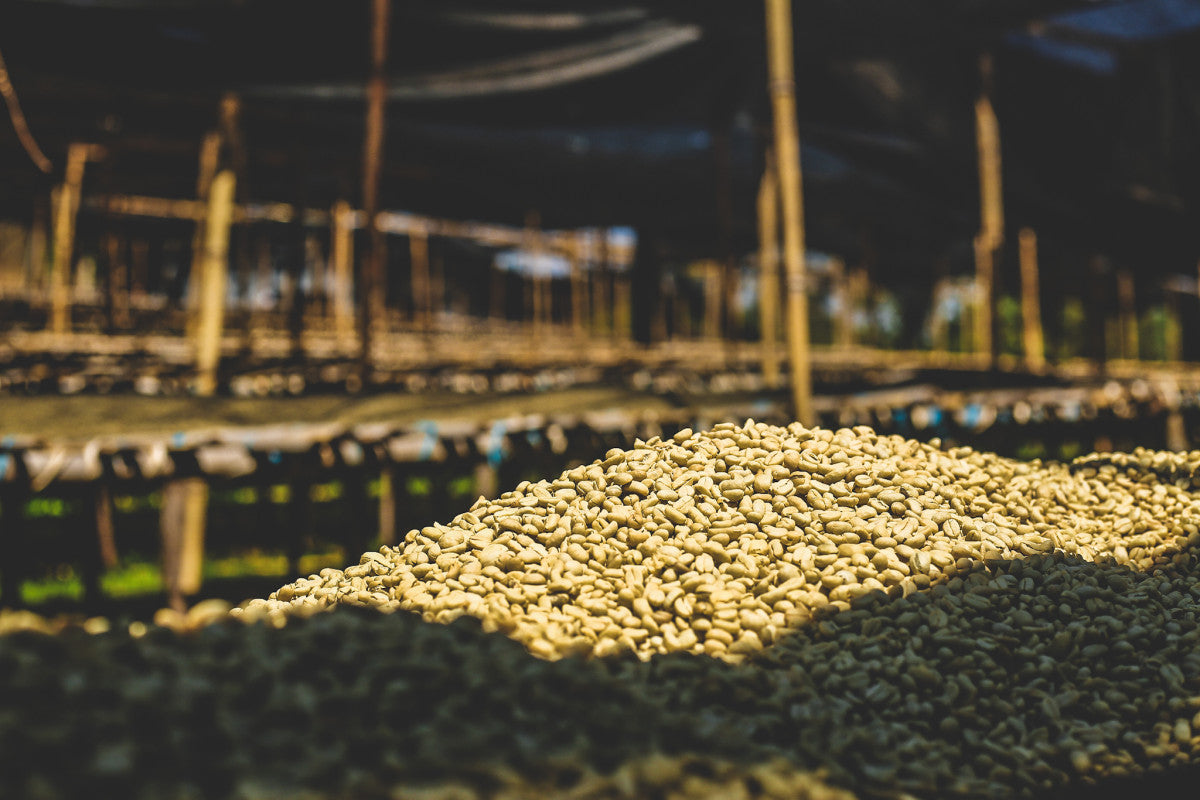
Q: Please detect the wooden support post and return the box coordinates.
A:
[1018,228,1046,370]
[1166,410,1188,451]
[831,256,851,350]
[194,169,236,397]
[974,54,1004,367]
[1116,269,1138,360]
[525,212,547,336]
[80,485,116,606]
[765,0,813,424]
[410,228,431,329]
[474,462,498,500]
[286,479,313,577]
[49,143,90,335]
[491,265,505,321]
[161,478,208,613]
[614,271,632,341]
[27,196,48,293]
[378,466,397,547]
[1166,290,1182,363]
[330,200,355,346]
[102,233,130,330]
[187,130,222,333]
[94,483,119,569]
[973,235,994,362]
[702,260,722,340]
[431,249,445,327]
[359,0,390,370]
[130,238,149,302]
[930,279,950,356]
[757,156,781,386]
[570,233,587,337]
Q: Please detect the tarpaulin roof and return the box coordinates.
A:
[2,0,1199,285]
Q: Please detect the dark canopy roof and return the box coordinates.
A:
[2,0,1199,281]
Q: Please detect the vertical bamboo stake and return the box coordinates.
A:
[930,279,950,355]
[1018,228,1045,370]
[525,212,547,337]
[103,233,130,329]
[975,54,1004,366]
[378,466,397,546]
[570,233,587,337]
[765,0,813,424]
[177,480,208,597]
[702,260,722,339]
[614,270,632,341]
[194,170,236,397]
[1166,290,1182,362]
[431,248,445,326]
[160,478,208,613]
[186,130,222,332]
[1115,269,1138,360]
[330,200,355,345]
[972,235,994,362]
[49,143,89,335]
[359,0,390,369]
[27,197,48,293]
[831,256,852,350]
[410,228,431,329]
[758,155,781,387]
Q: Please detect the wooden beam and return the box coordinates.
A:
[194,169,236,397]
[764,0,813,424]
[359,0,391,371]
[1018,228,1046,370]
[48,143,91,335]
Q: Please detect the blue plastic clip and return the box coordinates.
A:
[487,421,507,468]
[416,420,438,461]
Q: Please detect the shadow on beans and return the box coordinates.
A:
[2,549,1200,800]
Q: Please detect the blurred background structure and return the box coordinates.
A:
[5,0,1200,610]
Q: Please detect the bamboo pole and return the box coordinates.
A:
[975,54,1004,366]
[764,0,813,424]
[27,196,47,293]
[831,256,851,350]
[103,232,130,329]
[161,478,208,612]
[359,0,390,370]
[757,155,781,387]
[186,130,222,332]
[972,234,994,361]
[1115,269,1138,360]
[410,228,431,329]
[570,233,587,337]
[614,270,632,340]
[702,260,722,339]
[330,200,355,345]
[1018,228,1046,370]
[49,143,90,335]
[194,170,236,397]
